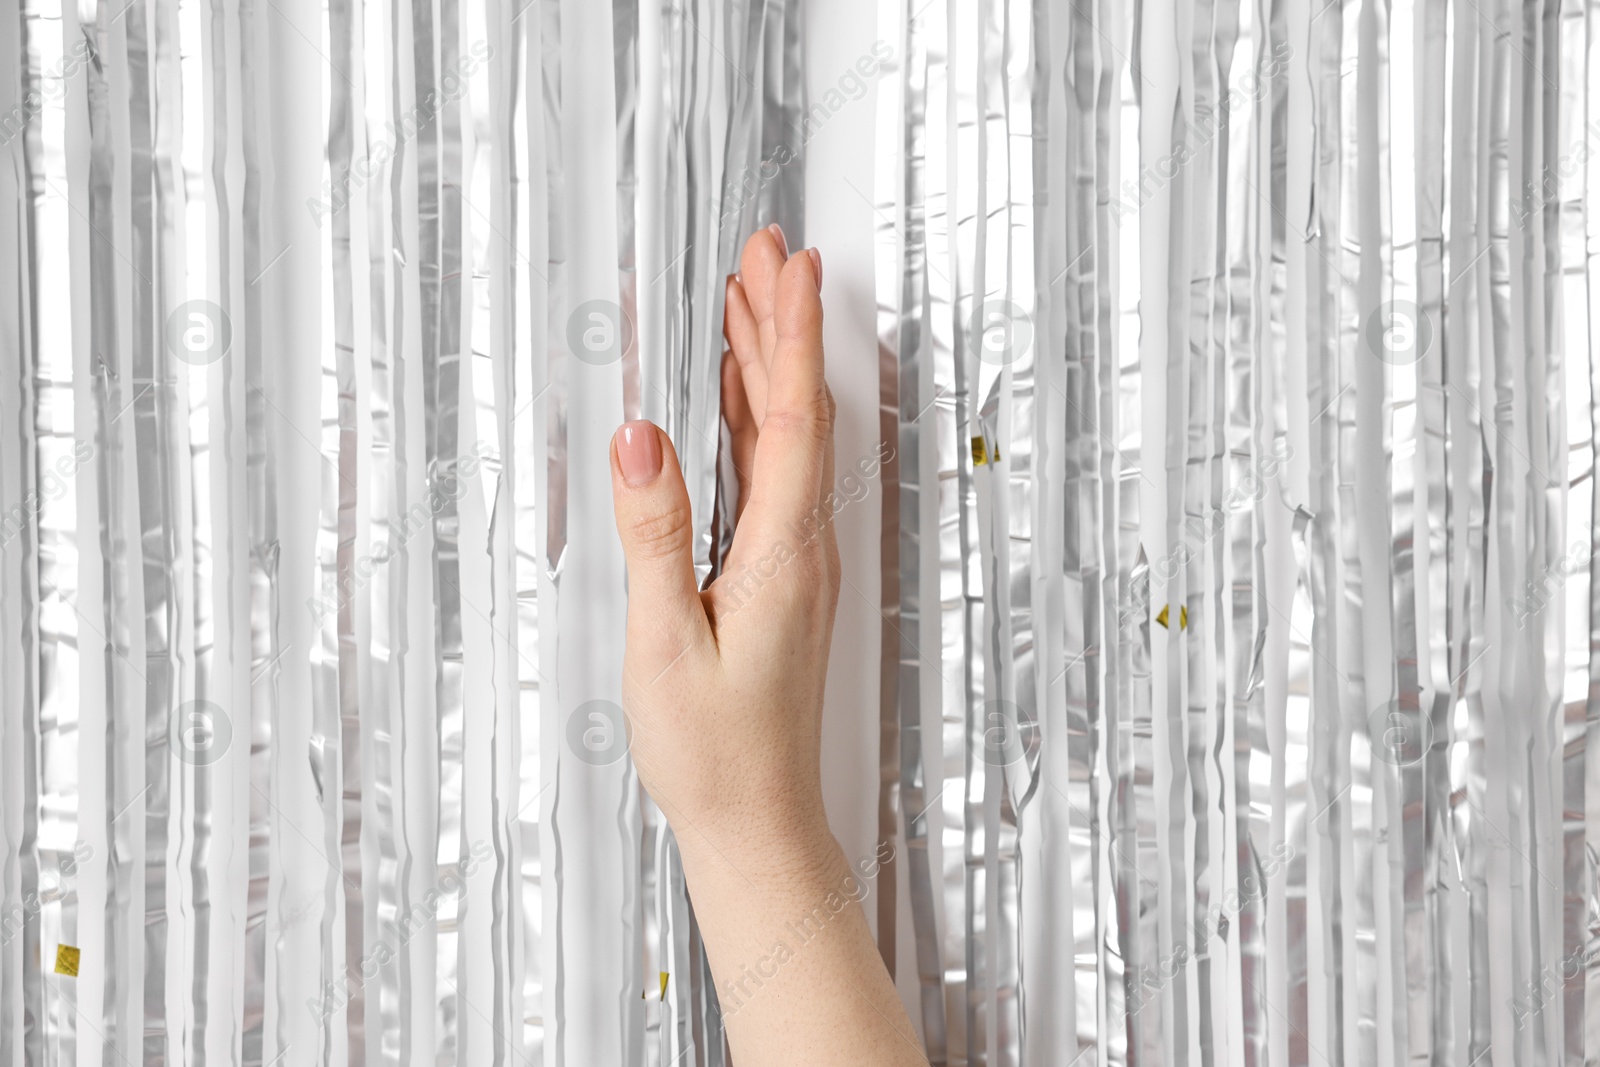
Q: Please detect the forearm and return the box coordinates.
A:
[677,821,927,1066]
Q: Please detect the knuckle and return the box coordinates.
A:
[764,397,830,443]
[627,505,693,562]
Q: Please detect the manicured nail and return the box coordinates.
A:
[616,421,663,486]
[806,247,822,291]
[767,222,788,258]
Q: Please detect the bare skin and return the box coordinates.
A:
[608,224,927,1066]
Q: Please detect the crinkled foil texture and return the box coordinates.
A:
[871,0,1600,1064]
[0,0,801,1062]
[1,0,1594,1064]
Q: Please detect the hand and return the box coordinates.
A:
[608,225,925,1065]
[609,223,838,867]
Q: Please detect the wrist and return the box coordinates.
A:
[673,806,843,893]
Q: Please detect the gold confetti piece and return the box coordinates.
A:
[53,945,80,977]
[660,971,669,999]
[971,436,988,466]
[1155,605,1188,630]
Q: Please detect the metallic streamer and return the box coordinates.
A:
[874,0,904,991]
[420,0,470,1049]
[239,0,279,1053]
[535,0,567,1060]
[178,11,220,1062]
[1023,0,1083,1061]
[514,0,548,1061]
[1410,0,1452,1055]
[465,0,524,1062]
[1338,5,1379,1064]
[1304,4,1351,1064]
[1228,14,1272,1067]
[923,1,971,1057]
[314,0,361,1061]
[876,0,950,1056]
[367,0,408,1055]
[1438,2,1489,1058]
[0,11,25,1057]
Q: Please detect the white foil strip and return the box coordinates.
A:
[0,2,25,1051]
[511,0,547,1061]
[994,4,1039,1066]
[313,0,359,1061]
[108,0,177,1053]
[466,0,520,1059]
[366,0,407,1053]
[951,1,993,1060]
[872,0,904,996]
[1441,1,1488,1059]
[15,0,82,1062]
[1023,0,1088,1060]
[1228,12,1271,1066]
[1114,6,1149,1061]
[920,0,971,1057]
[1420,1,1460,1058]
[876,0,950,1056]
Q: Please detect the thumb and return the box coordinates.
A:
[610,421,709,656]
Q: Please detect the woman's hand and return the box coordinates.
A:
[608,225,926,1065]
[609,223,839,868]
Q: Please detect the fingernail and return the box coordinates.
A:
[616,421,663,486]
[767,222,788,258]
[806,247,822,290]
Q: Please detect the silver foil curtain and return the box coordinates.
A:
[873,0,1600,1065]
[1,0,802,1061]
[1,0,1595,1064]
